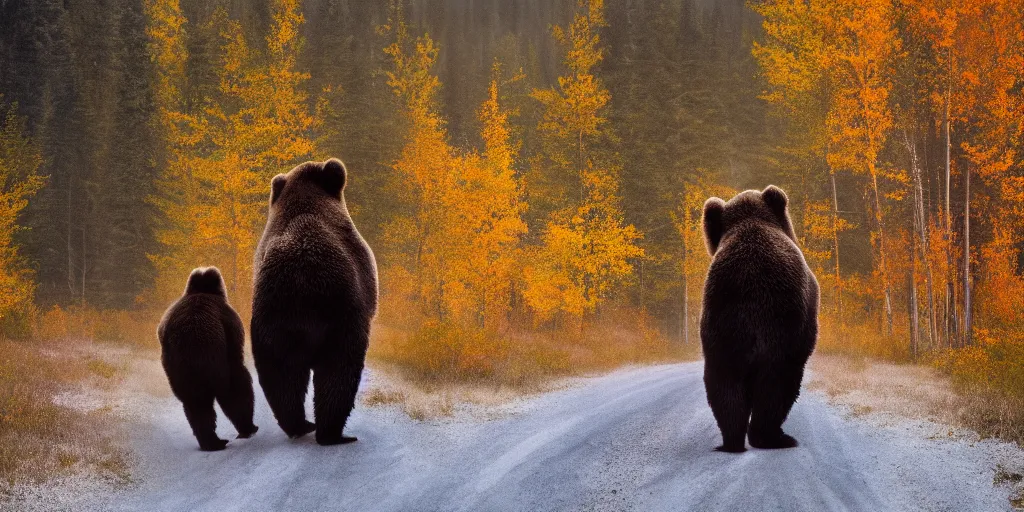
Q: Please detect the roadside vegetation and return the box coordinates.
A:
[0,335,133,491]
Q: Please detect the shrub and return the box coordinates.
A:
[369,308,698,387]
[936,328,1024,443]
[34,306,158,348]
[0,303,36,341]
[815,313,912,362]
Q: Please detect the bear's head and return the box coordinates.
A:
[269,158,347,207]
[702,185,796,256]
[185,266,227,297]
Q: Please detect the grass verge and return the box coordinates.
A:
[368,314,700,389]
[0,339,130,494]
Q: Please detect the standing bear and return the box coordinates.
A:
[700,186,818,453]
[158,267,258,451]
[251,158,378,446]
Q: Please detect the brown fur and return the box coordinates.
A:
[251,158,378,446]
[700,186,819,452]
[158,267,257,451]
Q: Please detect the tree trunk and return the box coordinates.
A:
[67,177,75,297]
[578,129,585,202]
[682,272,689,345]
[829,167,842,331]
[80,223,87,307]
[946,60,954,348]
[869,164,893,336]
[909,262,918,359]
[904,130,936,349]
[963,164,971,345]
[909,177,918,359]
[681,220,689,345]
[943,80,955,349]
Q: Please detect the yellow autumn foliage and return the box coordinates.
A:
[524,165,642,321]
[524,0,642,324]
[0,101,45,333]
[381,5,527,329]
[147,0,319,311]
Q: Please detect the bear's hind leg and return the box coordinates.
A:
[182,396,227,451]
[704,362,751,453]
[218,364,258,439]
[312,337,366,446]
[747,363,804,449]
[256,353,314,439]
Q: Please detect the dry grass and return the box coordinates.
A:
[808,352,1024,446]
[0,306,154,496]
[933,328,1024,445]
[368,310,700,389]
[363,309,702,420]
[812,312,1024,448]
[815,314,913,362]
[360,363,548,421]
[35,306,159,349]
[808,353,964,421]
[0,339,131,492]
[809,352,1024,509]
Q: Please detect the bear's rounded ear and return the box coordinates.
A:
[187,267,206,284]
[322,158,347,198]
[270,174,287,205]
[703,197,726,256]
[202,267,223,282]
[185,266,226,297]
[762,185,797,241]
[762,185,788,215]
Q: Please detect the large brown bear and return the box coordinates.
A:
[158,267,258,451]
[251,158,378,446]
[700,186,818,453]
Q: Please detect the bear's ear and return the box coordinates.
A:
[321,158,347,198]
[762,185,797,239]
[703,197,726,256]
[185,266,226,297]
[762,185,788,217]
[270,174,287,205]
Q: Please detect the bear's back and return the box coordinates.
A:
[158,294,230,377]
[704,219,816,334]
[254,210,377,321]
[160,295,226,341]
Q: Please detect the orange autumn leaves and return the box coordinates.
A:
[525,0,643,322]
[380,7,526,329]
[381,0,642,329]
[143,0,644,333]
[755,0,903,334]
[754,0,1024,414]
[754,0,1024,328]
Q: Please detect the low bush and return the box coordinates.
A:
[369,309,700,387]
[815,313,912,362]
[936,328,1024,444]
[34,306,158,348]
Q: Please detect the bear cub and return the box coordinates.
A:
[251,158,378,446]
[158,267,258,451]
[700,186,818,453]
